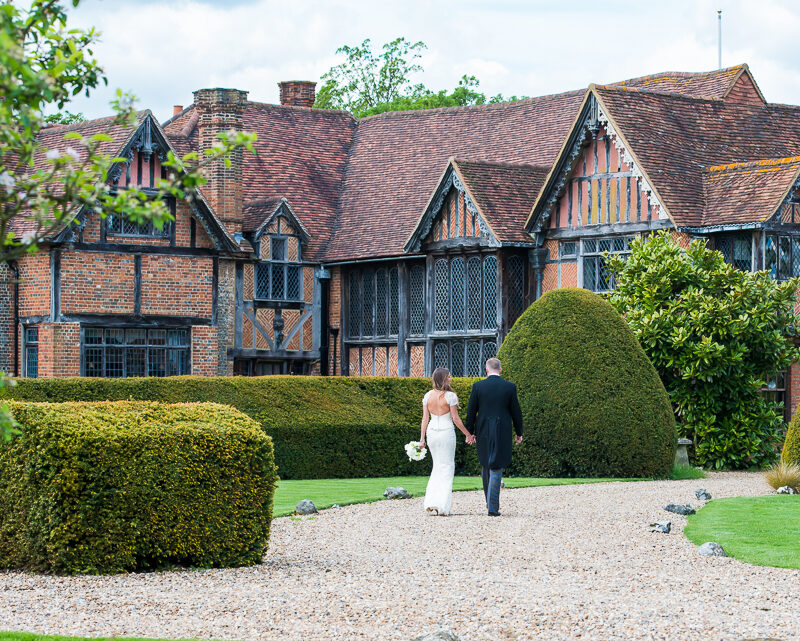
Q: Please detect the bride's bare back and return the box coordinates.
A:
[426,390,451,416]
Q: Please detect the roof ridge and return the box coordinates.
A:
[614,64,745,85]
[453,158,550,170]
[245,100,356,119]
[705,156,800,172]
[593,84,725,103]
[357,89,586,121]
[161,104,194,128]
[39,111,144,135]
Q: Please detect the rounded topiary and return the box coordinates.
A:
[782,411,800,466]
[496,287,676,478]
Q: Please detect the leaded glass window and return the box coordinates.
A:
[83,327,189,377]
[433,339,498,377]
[765,234,800,281]
[25,326,38,378]
[507,255,525,326]
[433,255,498,334]
[106,214,172,238]
[716,235,753,272]
[254,233,303,302]
[582,236,634,292]
[410,264,426,335]
[348,266,401,338]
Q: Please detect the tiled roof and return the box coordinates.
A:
[611,65,760,101]
[242,197,285,233]
[453,160,549,244]
[594,86,800,227]
[328,91,585,260]
[702,157,800,226]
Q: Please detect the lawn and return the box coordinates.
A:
[684,495,800,569]
[273,475,641,516]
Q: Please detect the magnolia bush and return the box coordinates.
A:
[607,231,798,469]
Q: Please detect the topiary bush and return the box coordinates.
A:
[782,410,800,467]
[497,287,676,477]
[0,401,277,574]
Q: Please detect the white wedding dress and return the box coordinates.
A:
[423,390,458,516]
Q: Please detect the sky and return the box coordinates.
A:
[63,0,800,122]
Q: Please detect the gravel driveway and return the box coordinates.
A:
[1,471,798,641]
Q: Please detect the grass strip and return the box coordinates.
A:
[684,495,800,569]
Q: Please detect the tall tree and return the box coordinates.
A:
[315,37,525,117]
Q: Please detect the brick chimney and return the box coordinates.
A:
[192,88,248,234]
[278,81,316,108]
[173,105,183,116]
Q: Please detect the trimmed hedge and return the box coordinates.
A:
[0,401,277,574]
[497,288,677,478]
[782,410,800,466]
[3,376,484,479]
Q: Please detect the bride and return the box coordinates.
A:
[419,367,475,516]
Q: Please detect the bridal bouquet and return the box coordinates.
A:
[405,440,427,462]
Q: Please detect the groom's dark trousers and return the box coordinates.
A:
[465,374,523,514]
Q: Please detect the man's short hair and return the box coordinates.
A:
[486,357,501,372]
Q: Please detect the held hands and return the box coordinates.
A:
[465,434,476,445]
[515,435,523,445]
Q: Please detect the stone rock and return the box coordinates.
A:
[698,542,726,557]
[411,630,459,641]
[777,485,797,494]
[664,503,696,515]
[674,438,693,467]
[295,499,317,515]
[650,521,671,533]
[330,504,340,509]
[384,486,412,499]
[695,488,711,501]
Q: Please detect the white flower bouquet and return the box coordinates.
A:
[405,440,427,462]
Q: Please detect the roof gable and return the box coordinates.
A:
[246,197,311,244]
[611,64,763,102]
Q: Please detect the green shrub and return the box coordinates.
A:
[607,231,796,469]
[1,376,565,478]
[497,287,676,477]
[0,401,277,574]
[782,410,800,468]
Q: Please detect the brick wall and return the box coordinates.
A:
[141,255,213,316]
[17,252,50,316]
[61,252,135,314]
[193,88,247,234]
[191,325,219,376]
[37,323,80,378]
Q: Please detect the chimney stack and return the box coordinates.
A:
[278,81,316,108]
[173,105,184,116]
[192,88,249,234]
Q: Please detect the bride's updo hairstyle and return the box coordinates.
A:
[432,367,454,394]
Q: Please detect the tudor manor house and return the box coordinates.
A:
[5,64,800,416]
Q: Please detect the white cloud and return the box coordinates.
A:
[58,0,800,121]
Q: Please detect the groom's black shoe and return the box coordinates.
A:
[488,511,501,517]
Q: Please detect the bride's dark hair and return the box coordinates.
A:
[432,367,453,395]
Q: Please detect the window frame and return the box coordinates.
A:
[105,197,175,239]
[24,326,38,378]
[580,235,634,293]
[347,266,400,339]
[82,327,191,378]
[764,233,800,281]
[254,233,304,302]
[433,253,498,336]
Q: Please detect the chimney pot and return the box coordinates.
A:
[279,81,316,108]
[173,105,183,116]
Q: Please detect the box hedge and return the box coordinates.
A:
[782,410,800,466]
[0,400,277,574]
[497,288,677,478]
[3,375,598,479]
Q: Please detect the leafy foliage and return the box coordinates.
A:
[315,37,525,117]
[781,410,800,470]
[497,288,677,478]
[44,111,86,125]
[0,400,277,574]
[607,231,797,469]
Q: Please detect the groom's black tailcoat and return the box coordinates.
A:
[465,375,524,469]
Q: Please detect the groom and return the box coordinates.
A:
[465,357,523,517]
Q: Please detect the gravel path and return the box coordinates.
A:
[1,472,798,641]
